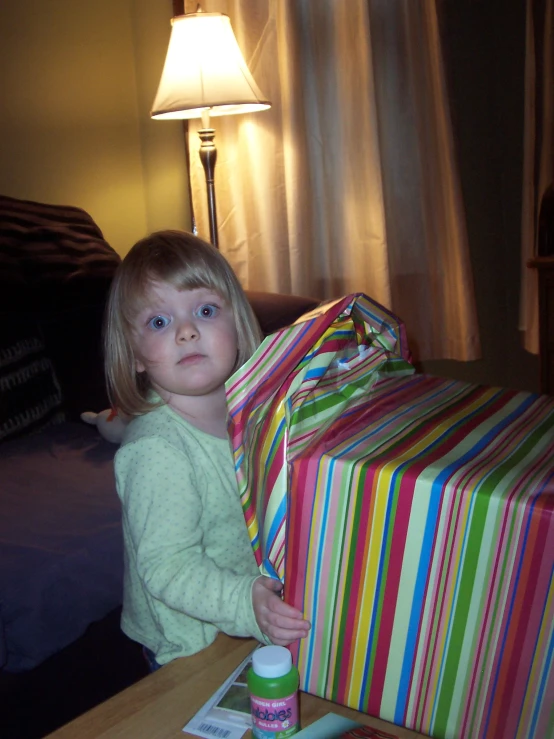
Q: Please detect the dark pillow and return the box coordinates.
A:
[0,194,109,243]
[0,320,65,442]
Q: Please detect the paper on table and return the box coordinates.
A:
[183,647,258,739]
[292,713,361,737]
[294,713,399,738]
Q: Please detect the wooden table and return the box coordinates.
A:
[46,635,429,739]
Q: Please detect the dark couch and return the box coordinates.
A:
[0,193,319,677]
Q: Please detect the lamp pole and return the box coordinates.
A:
[199,109,218,249]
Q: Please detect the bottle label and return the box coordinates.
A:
[250,691,299,738]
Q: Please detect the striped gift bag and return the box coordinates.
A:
[227,293,414,579]
[226,294,554,739]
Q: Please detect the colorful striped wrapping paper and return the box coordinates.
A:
[226,294,554,739]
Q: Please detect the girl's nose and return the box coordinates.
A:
[177,321,198,342]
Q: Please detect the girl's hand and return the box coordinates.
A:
[252,576,311,646]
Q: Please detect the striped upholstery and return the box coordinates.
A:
[0,323,64,441]
[227,294,554,739]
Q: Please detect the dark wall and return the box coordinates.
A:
[420,0,540,393]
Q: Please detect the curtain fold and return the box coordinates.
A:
[189,0,480,361]
[520,0,553,354]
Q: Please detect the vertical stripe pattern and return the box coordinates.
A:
[226,294,554,739]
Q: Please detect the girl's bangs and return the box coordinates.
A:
[120,259,231,326]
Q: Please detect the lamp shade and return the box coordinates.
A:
[151,12,271,120]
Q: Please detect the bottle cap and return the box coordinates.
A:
[252,645,292,678]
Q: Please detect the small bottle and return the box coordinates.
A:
[247,645,300,738]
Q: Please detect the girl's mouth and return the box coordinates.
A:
[178,353,204,365]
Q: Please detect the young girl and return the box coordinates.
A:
[104,230,310,668]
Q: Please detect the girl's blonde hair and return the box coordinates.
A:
[104,230,262,417]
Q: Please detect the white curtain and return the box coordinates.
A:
[188,0,480,361]
[520,0,553,354]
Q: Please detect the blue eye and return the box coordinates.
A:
[196,304,218,318]
[148,315,170,330]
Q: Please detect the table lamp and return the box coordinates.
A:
[151,9,271,249]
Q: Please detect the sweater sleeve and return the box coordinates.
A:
[115,435,266,642]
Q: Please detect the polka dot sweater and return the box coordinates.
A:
[114,401,268,664]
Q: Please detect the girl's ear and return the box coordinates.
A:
[135,358,145,373]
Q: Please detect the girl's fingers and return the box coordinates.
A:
[266,625,310,644]
[266,614,310,631]
[256,577,311,634]
[258,576,283,594]
[268,594,306,619]
[262,609,311,633]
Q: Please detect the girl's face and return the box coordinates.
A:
[131,281,238,402]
